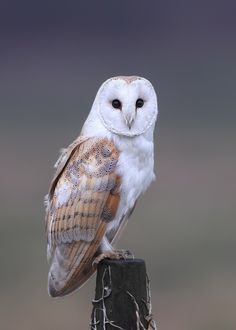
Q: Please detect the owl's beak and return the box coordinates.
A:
[123,111,135,129]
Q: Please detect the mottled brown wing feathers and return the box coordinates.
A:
[46,137,120,296]
[53,221,107,296]
[49,135,89,199]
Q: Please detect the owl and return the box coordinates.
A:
[45,76,158,297]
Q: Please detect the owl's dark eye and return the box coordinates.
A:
[112,99,122,109]
[136,98,144,108]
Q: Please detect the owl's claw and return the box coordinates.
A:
[93,249,134,266]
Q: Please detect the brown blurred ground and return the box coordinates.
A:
[0,1,236,329]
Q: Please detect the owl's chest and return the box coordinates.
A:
[115,138,155,214]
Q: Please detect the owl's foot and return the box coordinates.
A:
[93,249,134,265]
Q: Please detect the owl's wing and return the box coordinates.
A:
[48,135,89,197]
[106,201,137,246]
[46,137,121,297]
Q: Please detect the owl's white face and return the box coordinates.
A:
[94,76,158,137]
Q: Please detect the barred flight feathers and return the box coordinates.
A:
[46,137,121,296]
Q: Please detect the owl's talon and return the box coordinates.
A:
[122,249,134,259]
[93,249,134,266]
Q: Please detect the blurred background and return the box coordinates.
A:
[1,0,236,329]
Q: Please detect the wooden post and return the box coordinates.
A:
[90,259,157,330]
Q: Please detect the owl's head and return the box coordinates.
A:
[84,76,158,138]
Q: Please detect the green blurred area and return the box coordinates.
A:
[1,1,236,329]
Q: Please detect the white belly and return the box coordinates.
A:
[107,134,155,234]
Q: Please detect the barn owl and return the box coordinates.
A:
[45,76,158,297]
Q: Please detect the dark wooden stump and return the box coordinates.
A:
[90,259,157,330]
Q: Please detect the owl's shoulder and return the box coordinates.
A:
[46,135,120,199]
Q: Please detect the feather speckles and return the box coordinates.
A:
[101,205,113,222]
[55,182,72,207]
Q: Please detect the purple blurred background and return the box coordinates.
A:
[1,1,236,329]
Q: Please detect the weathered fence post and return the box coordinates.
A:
[90,259,157,329]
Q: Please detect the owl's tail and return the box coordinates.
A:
[48,241,97,297]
